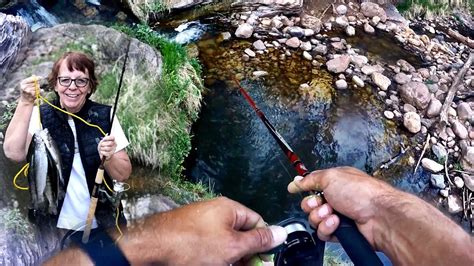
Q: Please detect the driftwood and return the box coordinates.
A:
[446,29,474,49]
[413,133,430,174]
[439,52,474,129]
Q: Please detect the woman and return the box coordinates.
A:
[3,51,132,231]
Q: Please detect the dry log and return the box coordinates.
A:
[447,29,474,49]
[439,52,474,129]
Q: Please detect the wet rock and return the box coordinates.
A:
[394,73,411,84]
[399,81,431,110]
[350,55,368,68]
[454,176,464,188]
[448,195,463,214]
[220,32,232,41]
[371,72,391,91]
[335,16,349,27]
[421,158,444,173]
[287,26,305,38]
[462,173,474,191]
[397,59,415,73]
[326,55,351,74]
[244,48,256,57]
[361,65,384,75]
[253,40,266,50]
[314,44,327,55]
[440,189,449,197]
[384,111,394,119]
[431,174,445,189]
[235,23,254,38]
[345,25,355,36]
[451,120,468,139]
[0,13,30,81]
[286,37,301,48]
[300,41,312,51]
[457,102,473,122]
[336,5,347,15]
[360,2,387,22]
[461,146,474,172]
[300,14,321,33]
[252,70,268,78]
[303,29,314,37]
[352,75,364,87]
[364,23,375,34]
[335,79,347,90]
[302,51,312,60]
[426,98,442,118]
[432,144,447,161]
[404,112,422,133]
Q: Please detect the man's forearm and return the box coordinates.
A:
[374,189,474,265]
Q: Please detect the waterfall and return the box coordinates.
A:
[173,21,208,44]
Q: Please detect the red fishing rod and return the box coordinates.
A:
[234,78,382,266]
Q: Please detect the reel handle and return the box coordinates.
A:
[334,213,383,266]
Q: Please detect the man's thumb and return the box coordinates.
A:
[241,225,287,253]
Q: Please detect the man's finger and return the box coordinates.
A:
[287,170,329,194]
[236,226,287,256]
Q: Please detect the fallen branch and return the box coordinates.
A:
[444,150,453,187]
[413,133,431,174]
[439,52,474,129]
[318,4,332,20]
[447,29,474,49]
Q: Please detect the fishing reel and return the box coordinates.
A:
[272,217,325,266]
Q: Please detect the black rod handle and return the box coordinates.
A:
[334,213,383,266]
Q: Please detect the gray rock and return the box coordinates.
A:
[220,32,232,41]
[335,79,348,89]
[371,72,391,91]
[426,98,442,118]
[403,103,417,113]
[287,26,305,38]
[461,146,474,172]
[364,23,375,34]
[314,44,327,55]
[432,144,447,161]
[394,73,411,84]
[397,59,415,73]
[235,23,254,38]
[0,13,30,81]
[360,2,387,22]
[285,37,301,48]
[462,173,474,191]
[352,75,364,87]
[300,41,312,51]
[451,120,468,139]
[384,111,394,119]
[430,174,446,189]
[350,55,368,68]
[447,195,463,214]
[361,65,384,75]
[252,70,269,78]
[335,16,349,27]
[300,14,321,33]
[336,5,348,15]
[404,112,422,133]
[440,189,449,197]
[345,25,355,36]
[457,102,473,122]
[421,158,444,173]
[302,51,312,61]
[454,176,464,188]
[244,48,256,57]
[326,55,351,74]
[399,81,431,110]
[253,40,266,50]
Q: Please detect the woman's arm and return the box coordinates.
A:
[103,149,132,182]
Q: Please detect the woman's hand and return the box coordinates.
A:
[97,135,117,161]
[19,75,42,104]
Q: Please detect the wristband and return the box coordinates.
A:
[76,229,130,266]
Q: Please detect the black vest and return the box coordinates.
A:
[40,99,123,227]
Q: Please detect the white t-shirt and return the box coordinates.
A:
[28,106,129,230]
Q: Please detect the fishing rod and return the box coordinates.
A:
[82,39,132,243]
[233,78,383,266]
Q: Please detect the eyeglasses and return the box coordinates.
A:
[58,77,90,88]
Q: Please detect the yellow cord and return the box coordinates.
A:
[13,163,29,190]
[115,206,123,243]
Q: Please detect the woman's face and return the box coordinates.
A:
[55,60,91,113]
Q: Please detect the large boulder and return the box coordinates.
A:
[0,13,30,83]
[300,13,321,33]
[399,81,431,110]
[360,2,387,22]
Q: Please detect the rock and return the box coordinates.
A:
[462,173,474,191]
[426,99,442,118]
[361,65,384,75]
[360,2,387,22]
[403,112,421,133]
[384,111,394,119]
[235,23,254,38]
[272,17,284,29]
[314,44,327,55]
[432,144,447,161]
[335,79,348,90]
[352,75,364,87]
[287,26,305,38]
[397,59,415,73]
[0,13,30,81]
[371,16,381,26]
[364,23,375,34]
[457,102,473,122]
[300,41,312,51]
[252,70,268,78]
[447,195,463,214]
[399,81,431,110]
[408,38,422,46]
[451,120,468,139]
[421,158,444,173]
[253,40,266,50]
[394,73,411,84]
[300,14,321,33]
[336,5,347,15]
[440,189,449,197]
[326,55,351,74]
[345,25,355,36]
[302,51,312,61]
[350,55,368,68]
[286,37,301,48]
[220,32,232,41]
[304,29,314,37]
[335,16,349,27]
[331,41,345,51]
[244,48,256,57]
[371,72,391,91]
[454,176,464,188]
[430,174,445,189]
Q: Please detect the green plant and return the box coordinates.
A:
[0,102,17,131]
[397,0,470,18]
